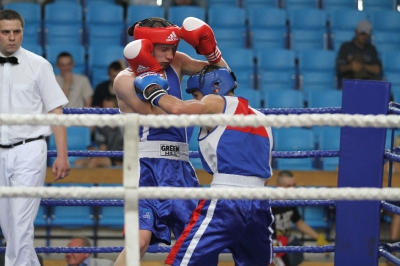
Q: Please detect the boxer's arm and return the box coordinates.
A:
[175,51,229,77]
[113,71,166,115]
[156,93,224,115]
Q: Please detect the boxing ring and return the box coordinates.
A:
[1,79,400,265]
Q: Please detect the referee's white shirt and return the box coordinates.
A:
[0,47,69,145]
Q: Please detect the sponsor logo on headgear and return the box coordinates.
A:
[160,144,180,157]
[166,32,179,42]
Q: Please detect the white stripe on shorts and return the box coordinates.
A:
[181,198,218,266]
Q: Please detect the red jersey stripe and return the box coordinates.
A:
[226,98,269,137]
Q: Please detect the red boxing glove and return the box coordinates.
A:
[123,39,162,76]
[181,17,222,64]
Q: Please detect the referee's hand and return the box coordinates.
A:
[52,157,70,181]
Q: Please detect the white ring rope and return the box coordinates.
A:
[2,187,400,201]
[1,113,400,128]
[1,112,398,200]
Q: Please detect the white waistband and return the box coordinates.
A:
[211,173,266,188]
[139,141,189,161]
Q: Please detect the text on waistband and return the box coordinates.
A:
[160,144,180,157]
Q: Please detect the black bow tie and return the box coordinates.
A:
[0,56,18,64]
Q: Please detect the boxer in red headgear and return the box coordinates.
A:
[113,17,229,266]
[125,18,180,75]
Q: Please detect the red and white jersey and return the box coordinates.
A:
[198,96,273,180]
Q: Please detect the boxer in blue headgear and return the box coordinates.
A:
[135,64,276,266]
[186,65,237,96]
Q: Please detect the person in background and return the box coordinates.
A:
[92,60,125,108]
[336,20,382,88]
[267,170,329,266]
[390,215,400,244]
[65,237,114,266]
[0,9,70,266]
[74,96,123,168]
[56,52,93,108]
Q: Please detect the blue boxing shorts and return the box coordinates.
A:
[165,198,275,266]
[139,156,199,246]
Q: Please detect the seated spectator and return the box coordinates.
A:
[92,60,125,108]
[56,52,93,108]
[267,170,329,266]
[65,236,114,266]
[74,96,123,168]
[336,20,382,88]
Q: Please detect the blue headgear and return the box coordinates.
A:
[186,66,237,96]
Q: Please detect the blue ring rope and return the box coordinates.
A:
[47,150,340,158]
[0,245,335,254]
[381,201,400,216]
[382,242,400,253]
[385,151,400,163]
[379,248,400,265]
[62,107,342,115]
[60,104,398,115]
[389,102,400,115]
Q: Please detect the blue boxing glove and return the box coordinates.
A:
[134,72,169,106]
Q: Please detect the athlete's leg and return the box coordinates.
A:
[114,248,126,266]
[390,214,400,241]
[139,229,152,258]
[114,230,152,266]
[166,199,228,266]
[232,200,275,266]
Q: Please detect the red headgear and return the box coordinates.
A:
[127,18,180,46]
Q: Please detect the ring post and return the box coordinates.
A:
[123,115,140,266]
[334,79,390,265]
